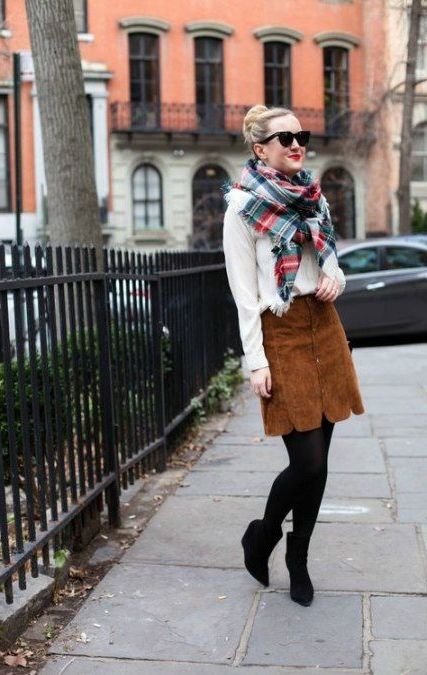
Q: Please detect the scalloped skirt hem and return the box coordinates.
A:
[259,295,366,437]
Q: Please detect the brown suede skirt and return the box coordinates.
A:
[259,294,365,436]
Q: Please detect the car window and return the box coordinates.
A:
[339,247,380,275]
[383,246,427,270]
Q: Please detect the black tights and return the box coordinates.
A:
[262,415,335,539]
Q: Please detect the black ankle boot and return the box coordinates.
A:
[285,531,314,606]
[241,519,283,587]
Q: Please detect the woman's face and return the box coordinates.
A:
[253,114,306,177]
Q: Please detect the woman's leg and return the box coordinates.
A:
[291,415,335,538]
[261,418,331,535]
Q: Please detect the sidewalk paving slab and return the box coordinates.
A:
[40,656,364,674]
[370,640,427,675]
[382,436,427,456]
[243,592,362,668]
[270,523,426,593]
[370,595,427,639]
[174,468,391,499]
[43,563,256,663]
[195,437,385,473]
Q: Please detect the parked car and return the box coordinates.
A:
[335,236,427,339]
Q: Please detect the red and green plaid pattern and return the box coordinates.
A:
[228,158,337,307]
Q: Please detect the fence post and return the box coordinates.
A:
[200,270,208,387]
[150,271,167,472]
[94,272,120,528]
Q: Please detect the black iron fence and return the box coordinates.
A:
[0,243,241,604]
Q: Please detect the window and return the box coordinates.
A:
[264,42,291,107]
[383,246,427,270]
[132,164,163,230]
[323,47,350,134]
[321,167,356,239]
[195,37,224,129]
[417,13,427,72]
[73,0,87,34]
[412,122,427,181]
[0,96,11,211]
[86,94,93,148]
[339,247,380,275]
[129,33,160,128]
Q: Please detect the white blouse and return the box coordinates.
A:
[223,188,346,371]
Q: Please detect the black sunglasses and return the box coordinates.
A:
[258,130,311,147]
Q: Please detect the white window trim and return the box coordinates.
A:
[253,26,303,45]
[78,33,94,42]
[313,31,360,50]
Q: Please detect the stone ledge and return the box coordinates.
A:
[0,574,55,650]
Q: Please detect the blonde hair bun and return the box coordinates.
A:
[242,104,295,149]
[242,105,268,144]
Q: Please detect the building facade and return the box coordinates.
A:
[0,0,391,251]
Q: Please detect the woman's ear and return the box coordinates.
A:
[253,143,265,161]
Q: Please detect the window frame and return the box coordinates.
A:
[73,0,88,34]
[338,245,382,276]
[132,163,164,231]
[0,94,11,213]
[382,244,427,271]
[323,46,350,133]
[263,41,292,107]
[194,36,224,128]
[128,32,161,129]
[411,122,427,181]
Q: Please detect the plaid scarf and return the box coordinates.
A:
[226,157,337,314]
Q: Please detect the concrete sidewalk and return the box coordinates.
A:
[41,343,427,674]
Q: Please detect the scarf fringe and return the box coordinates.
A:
[268,290,294,317]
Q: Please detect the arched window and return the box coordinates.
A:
[191,164,230,249]
[411,122,427,181]
[132,164,163,230]
[321,167,355,239]
[264,42,291,107]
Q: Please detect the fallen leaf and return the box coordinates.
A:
[4,654,27,666]
[76,632,91,643]
[69,566,86,579]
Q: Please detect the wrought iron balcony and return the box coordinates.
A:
[110,102,375,141]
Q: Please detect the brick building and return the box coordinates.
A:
[0,0,391,250]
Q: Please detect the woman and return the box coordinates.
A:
[222,105,365,607]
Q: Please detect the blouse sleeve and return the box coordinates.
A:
[305,215,347,297]
[223,205,269,371]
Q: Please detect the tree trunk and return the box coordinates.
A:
[397,0,422,235]
[24,0,103,252]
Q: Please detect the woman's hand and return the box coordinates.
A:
[250,366,272,398]
[315,271,340,302]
